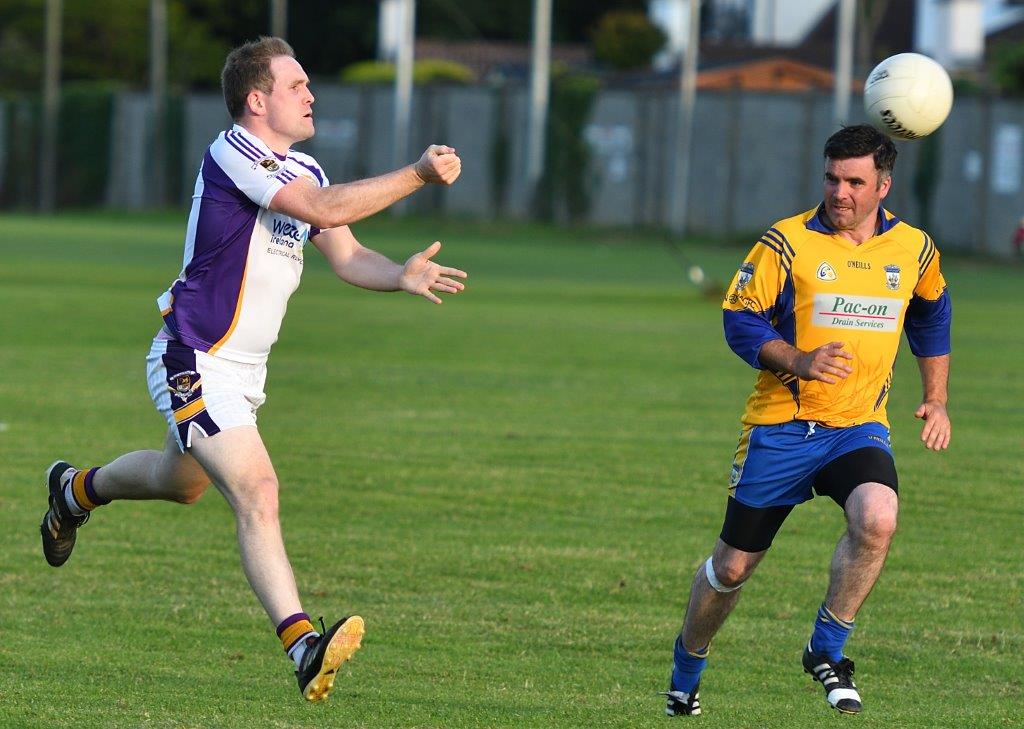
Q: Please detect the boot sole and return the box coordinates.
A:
[303,615,365,702]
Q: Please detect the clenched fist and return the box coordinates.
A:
[414,145,462,185]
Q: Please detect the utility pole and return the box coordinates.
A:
[833,0,856,127]
[393,0,416,170]
[39,0,62,212]
[670,0,700,233]
[526,0,552,200]
[150,0,168,207]
[270,0,287,38]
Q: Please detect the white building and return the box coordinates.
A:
[649,0,1024,70]
[915,0,1024,68]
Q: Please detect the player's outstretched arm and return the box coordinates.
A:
[312,227,466,302]
[270,145,461,229]
[914,354,951,451]
[759,339,853,383]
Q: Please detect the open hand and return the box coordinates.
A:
[399,241,467,304]
[414,145,461,185]
[915,400,951,450]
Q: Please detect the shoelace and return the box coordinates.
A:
[834,658,856,682]
[49,504,89,533]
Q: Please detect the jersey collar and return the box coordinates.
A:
[805,203,900,236]
[230,123,289,161]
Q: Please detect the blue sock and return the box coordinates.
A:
[809,602,854,662]
[671,634,709,694]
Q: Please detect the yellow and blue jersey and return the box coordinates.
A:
[723,205,951,428]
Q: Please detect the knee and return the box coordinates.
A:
[234,477,280,525]
[167,477,209,505]
[713,558,755,588]
[707,551,759,591]
[852,507,898,548]
[171,488,205,505]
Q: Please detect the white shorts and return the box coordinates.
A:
[147,336,267,452]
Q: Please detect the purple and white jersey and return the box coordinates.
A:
[157,124,329,364]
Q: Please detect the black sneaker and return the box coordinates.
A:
[662,681,701,716]
[296,615,365,702]
[802,643,862,714]
[40,461,89,567]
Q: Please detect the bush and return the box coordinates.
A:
[990,41,1024,96]
[591,10,667,71]
[535,71,601,222]
[340,59,476,85]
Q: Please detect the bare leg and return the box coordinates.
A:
[824,483,898,621]
[188,426,303,626]
[680,538,768,651]
[91,430,211,504]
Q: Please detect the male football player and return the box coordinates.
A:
[664,124,951,716]
[40,37,466,702]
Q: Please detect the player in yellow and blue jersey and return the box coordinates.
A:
[664,125,951,717]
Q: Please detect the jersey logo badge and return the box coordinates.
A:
[168,371,201,403]
[258,158,281,173]
[816,262,837,281]
[884,264,901,290]
[735,262,754,290]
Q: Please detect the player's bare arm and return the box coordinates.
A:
[758,339,853,384]
[313,227,467,304]
[270,145,461,229]
[914,354,951,451]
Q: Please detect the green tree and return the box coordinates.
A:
[0,0,228,92]
[590,10,666,70]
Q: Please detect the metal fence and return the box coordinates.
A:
[3,84,1023,257]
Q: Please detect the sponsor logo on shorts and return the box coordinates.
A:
[168,370,201,403]
[812,293,903,332]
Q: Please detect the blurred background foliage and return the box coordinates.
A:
[0,0,650,92]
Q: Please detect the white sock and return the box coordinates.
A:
[288,632,318,668]
[61,471,88,516]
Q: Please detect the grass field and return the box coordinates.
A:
[0,212,1021,728]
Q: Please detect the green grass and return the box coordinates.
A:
[0,212,1021,728]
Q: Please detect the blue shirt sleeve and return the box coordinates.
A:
[723,309,783,369]
[903,289,952,357]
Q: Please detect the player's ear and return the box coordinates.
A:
[246,90,265,117]
[877,173,892,199]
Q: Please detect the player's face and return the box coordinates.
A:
[823,155,891,232]
[264,56,315,143]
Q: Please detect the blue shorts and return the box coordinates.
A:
[729,421,893,508]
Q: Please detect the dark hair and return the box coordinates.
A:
[823,124,897,180]
[221,36,295,120]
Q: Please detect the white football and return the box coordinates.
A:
[864,53,953,140]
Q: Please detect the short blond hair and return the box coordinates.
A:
[221,36,295,120]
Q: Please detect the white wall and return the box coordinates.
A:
[916,0,1024,68]
[649,0,834,61]
[750,0,834,45]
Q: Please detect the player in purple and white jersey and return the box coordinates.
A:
[39,37,466,702]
